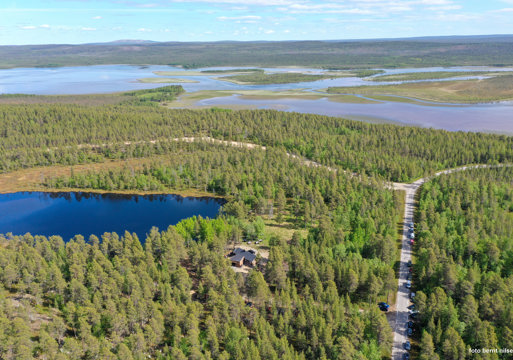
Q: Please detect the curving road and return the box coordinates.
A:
[37,136,512,358]
[390,164,511,360]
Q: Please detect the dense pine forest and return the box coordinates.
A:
[1,86,513,359]
[1,37,513,69]
[0,150,400,359]
[2,90,513,182]
[413,167,513,359]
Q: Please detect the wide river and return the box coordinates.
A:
[1,64,513,133]
[0,192,224,241]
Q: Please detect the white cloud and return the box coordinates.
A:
[81,27,97,31]
[264,29,275,34]
[427,5,462,11]
[491,7,513,13]
[40,24,51,28]
[281,3,373,14]
[138,27,152,32]
[20,25,37,30]
[217,15,262,21]
[172,0,299,4]
[435,13,479,21]
[92,16,103,19]
[417,0,453,4]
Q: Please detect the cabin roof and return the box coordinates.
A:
[230,248,257,262]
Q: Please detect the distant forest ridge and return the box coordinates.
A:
[1,35,513,69]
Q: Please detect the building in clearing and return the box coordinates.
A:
[229,248,257,267]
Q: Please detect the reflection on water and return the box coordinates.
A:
[197,95,513,134]
[0,191,224,242]
[2,64,512,95]
[1,64,512,133]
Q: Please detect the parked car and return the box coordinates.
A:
[408,232,415,239]
[408,227,414,233]
[403,341,411,350]
[408,222,414,229]
[407,321,414,328]
[403,353,410,360]
[410,239,414,245]
[407,327,413,336]
[406,280,411,289]
[378,302,390,311]
[410,292,416,301]
[407,304,415,310]
[407,260,412,267]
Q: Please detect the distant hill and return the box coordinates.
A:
[85,39,160,45]
[1,35,513,69]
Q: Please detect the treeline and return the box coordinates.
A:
[122,85,184,105]
[42,143,401,244]
[221,73,340,85]
[201,69,263,74]
[413,167,513,359]
[2,38,513,69]
[2,104,513,181]
[0,150,400,359]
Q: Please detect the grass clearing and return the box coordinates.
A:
[370,70,513,82]
[328,74,513,103]
[137,77,199,83]
[0,157,221,198]
[154,69,263,77]
[219,72,346,85]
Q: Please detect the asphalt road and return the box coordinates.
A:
[390,181,420,359]
[390,164,510,359]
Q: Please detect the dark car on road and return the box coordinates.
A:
[403,341,411,350]
[378,302,390,311]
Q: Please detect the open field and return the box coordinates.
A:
[0,93,129,105]
[154,70,206,76]
[328,74,513,103]
[201,68,263,74]
[219,72,346,85]
[166,89,380,109]
[0,157,220,198]
[137,77,199,83]
[370,70,513,82]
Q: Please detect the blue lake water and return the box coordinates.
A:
[197,95,513,134]
[1,64,512,133]
[0,192,224,241]
[1,64,510,95]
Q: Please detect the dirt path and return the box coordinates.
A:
[4,136,511,359]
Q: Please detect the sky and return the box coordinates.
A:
[1,0,513,45]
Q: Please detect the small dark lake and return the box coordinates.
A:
[0,192,224,242]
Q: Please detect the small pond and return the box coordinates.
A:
[0,191,224,241]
